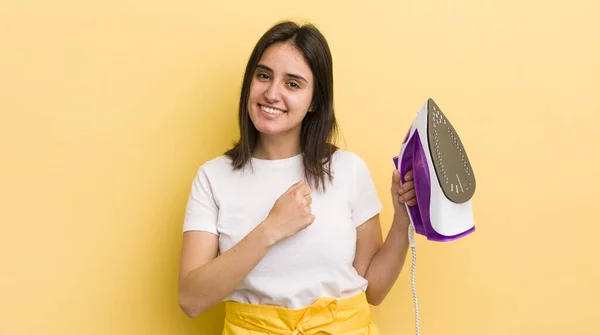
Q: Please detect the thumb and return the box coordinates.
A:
[296,189,305,202]
[392,169,401,185]
[286,179,305,194]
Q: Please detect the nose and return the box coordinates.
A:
[264,82,281,103]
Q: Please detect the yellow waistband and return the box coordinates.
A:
[223,291,377,335]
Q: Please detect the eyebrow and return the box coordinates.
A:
[256,64,309,84]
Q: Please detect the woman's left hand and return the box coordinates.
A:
[391,169,418,210]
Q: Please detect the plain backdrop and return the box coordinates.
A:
[1,1,599,334]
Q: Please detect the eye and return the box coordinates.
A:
[256,72,270,80]
[287,81,300,89]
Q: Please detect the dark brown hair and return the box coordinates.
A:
[225,21,339,191]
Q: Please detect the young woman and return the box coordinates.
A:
[178,20,417,335]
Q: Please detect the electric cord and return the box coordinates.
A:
[408,222,420,335]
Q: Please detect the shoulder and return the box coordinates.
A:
[200,154,232,169]
[328,149,376,183]
[194,155,234,179]
[331,149,370,170]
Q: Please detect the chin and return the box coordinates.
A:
[248,109,282,135]
[254,123,284,135]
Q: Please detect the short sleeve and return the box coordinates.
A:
[350,154,383,227]
[182,167,219,235]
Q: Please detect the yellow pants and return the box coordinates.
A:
[222,291,379,335]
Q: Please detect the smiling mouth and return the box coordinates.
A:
[259,104,286,115]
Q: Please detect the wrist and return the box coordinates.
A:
[393,204,408,220]
[257,217,279,248]
[392,208,410,230]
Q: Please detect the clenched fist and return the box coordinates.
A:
[262,180,315,245]
[391,169,417,212]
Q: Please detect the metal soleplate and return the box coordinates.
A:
[427,98,476,203]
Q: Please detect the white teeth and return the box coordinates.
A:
[261,105,285,115]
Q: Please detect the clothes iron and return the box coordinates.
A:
[394,98,476,242]
[393,98,477,335]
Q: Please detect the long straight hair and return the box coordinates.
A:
[225,21,339,192]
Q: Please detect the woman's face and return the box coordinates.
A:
[247,42,314,137]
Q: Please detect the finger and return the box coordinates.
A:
[400,189,416,203]
[304,205,312,214]
[392,169,401,185]
[294,189,305,202]
[285,180,304,194]
[300,184,312,196]
[398,180,414,195]
[407,199,417,206]
[404,170,413,181]
[286,180,305,194]
[303,195,312,206]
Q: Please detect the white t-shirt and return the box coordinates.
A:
[182,149,382,309]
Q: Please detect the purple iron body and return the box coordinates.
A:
[394,98,476,242]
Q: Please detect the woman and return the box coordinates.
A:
[178,20,417,334]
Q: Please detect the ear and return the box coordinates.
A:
[308,103,315,113]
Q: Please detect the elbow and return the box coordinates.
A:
[178,293,206,318]
[179,302,201,318]
[180,305,200,319]
[366,294,384,306]
[365,287,385,306]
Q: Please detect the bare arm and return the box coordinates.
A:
[178,180,314,318]
[353,169,416,305]
[353,212,410,306]
[178,224,275,318]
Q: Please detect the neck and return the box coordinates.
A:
[253,132,301,160]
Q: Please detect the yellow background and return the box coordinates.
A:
[2,0,599,334]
